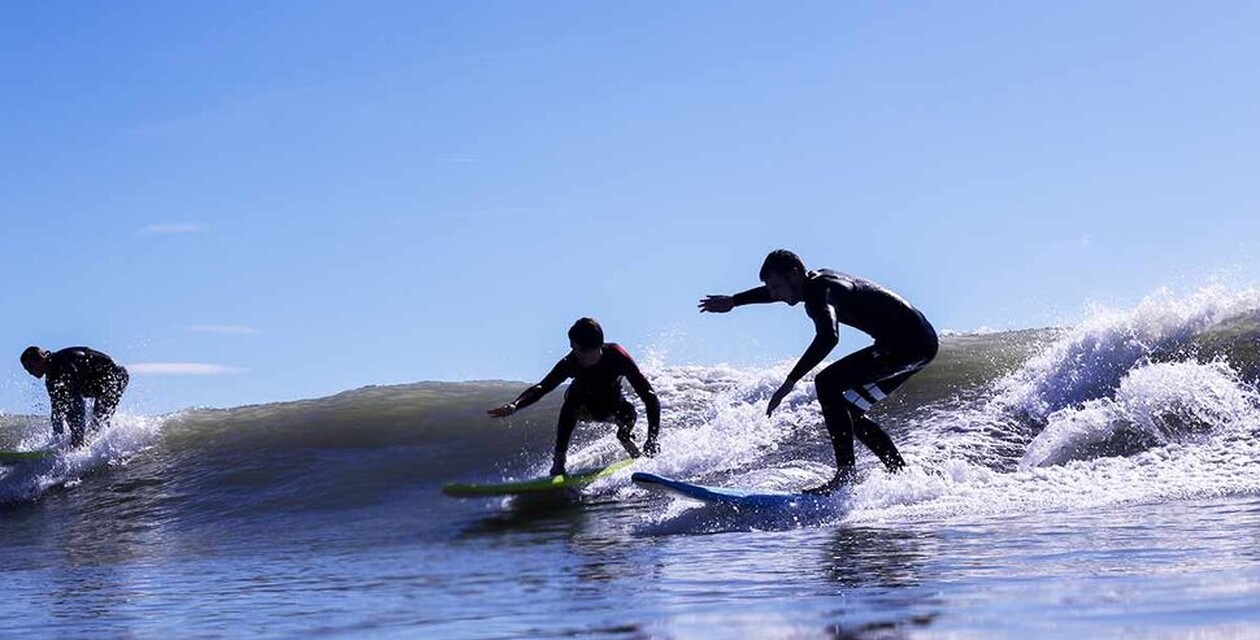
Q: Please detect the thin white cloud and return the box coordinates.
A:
[139,223,210,236]
[126,363,247,375]
[186,325,259,335]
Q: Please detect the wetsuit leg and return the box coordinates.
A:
[552,391,583,476]
[818,390,857,471]
[814,347,907,477]
[850,368,918,472]
[852,416,906,472]
[812,314,937,486]
[89,368,128,434]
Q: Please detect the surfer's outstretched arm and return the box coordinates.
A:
[487,359,569,417]
[698,286,774,313]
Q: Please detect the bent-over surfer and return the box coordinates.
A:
[20,346,130,447]
[699,249,938,494]
[488,318,661,476]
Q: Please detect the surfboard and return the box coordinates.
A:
[442,458,635,498]
[631,471,838,509]
[0,449,57,464]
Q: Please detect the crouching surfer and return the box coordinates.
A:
[20,345,129,448]
[699,249,938,494]
[488,318,661,476]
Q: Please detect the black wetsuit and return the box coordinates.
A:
[44,347,129,447]
[734,270,937,475]
[514,343,661,470]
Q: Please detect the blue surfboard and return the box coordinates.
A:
[631,471,838,510]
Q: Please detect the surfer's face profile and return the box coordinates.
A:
[570,340,603,368]
[763,272,802,306]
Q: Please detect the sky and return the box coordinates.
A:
[3,1,1260,415]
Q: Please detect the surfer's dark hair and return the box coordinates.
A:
[759,249,806,280]
[20,346,44,367]
[568,317,604,350]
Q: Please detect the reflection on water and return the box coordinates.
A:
[822,526,935,590]
[2,457,1258,640]
[823,614,937,640]
[455,491,589,539]
[633,499,847,536]
[818,525,944,639]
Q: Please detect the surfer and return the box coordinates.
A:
[698,249,938,494]
[487,317,662,476]
[20,346,130,447]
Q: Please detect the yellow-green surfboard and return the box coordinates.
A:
[442,458,634,498]
[0,449,57,464]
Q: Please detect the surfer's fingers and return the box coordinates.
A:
[698,295,730,312]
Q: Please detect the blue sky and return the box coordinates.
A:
[3,1,1259,414]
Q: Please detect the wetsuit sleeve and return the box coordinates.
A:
[732,286,774,307]
[612,345,661,440]
[512,358,570,411]
[786,297,840,384]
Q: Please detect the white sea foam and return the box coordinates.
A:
[583,286,1260,527]
[0,412,163,502]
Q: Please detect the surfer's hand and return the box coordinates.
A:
[766,381,794,417]
[487,403,516,418]
[642,437,659,457]
[698,295,734,313]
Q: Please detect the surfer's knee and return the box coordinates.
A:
[814,365,839,392]
[557,395,582,421]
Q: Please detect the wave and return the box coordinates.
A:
[3,287,1260,529]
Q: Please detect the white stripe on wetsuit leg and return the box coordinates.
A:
[842,390,872,411]
[864,384,887,402]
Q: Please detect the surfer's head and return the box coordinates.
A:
[760,249,807,305]
[568,317,604,367]
[20,346,49,378]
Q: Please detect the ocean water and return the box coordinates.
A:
[3,288,1260,639]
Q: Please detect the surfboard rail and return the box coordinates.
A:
[631,471,839,509]
[442,458,634,498]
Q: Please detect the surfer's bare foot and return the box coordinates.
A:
[802,481,840,495]
[803,470,854,495]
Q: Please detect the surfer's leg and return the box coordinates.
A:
[853,416,906,472]
[551,393,583,476]
[850,364,928,473]
[89,369,128,434]
[819,399,857,471]
[90,394,119,434]
[814,348,881,474]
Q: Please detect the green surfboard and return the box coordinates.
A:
[0,449,57,464]
[442,458,635,498]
